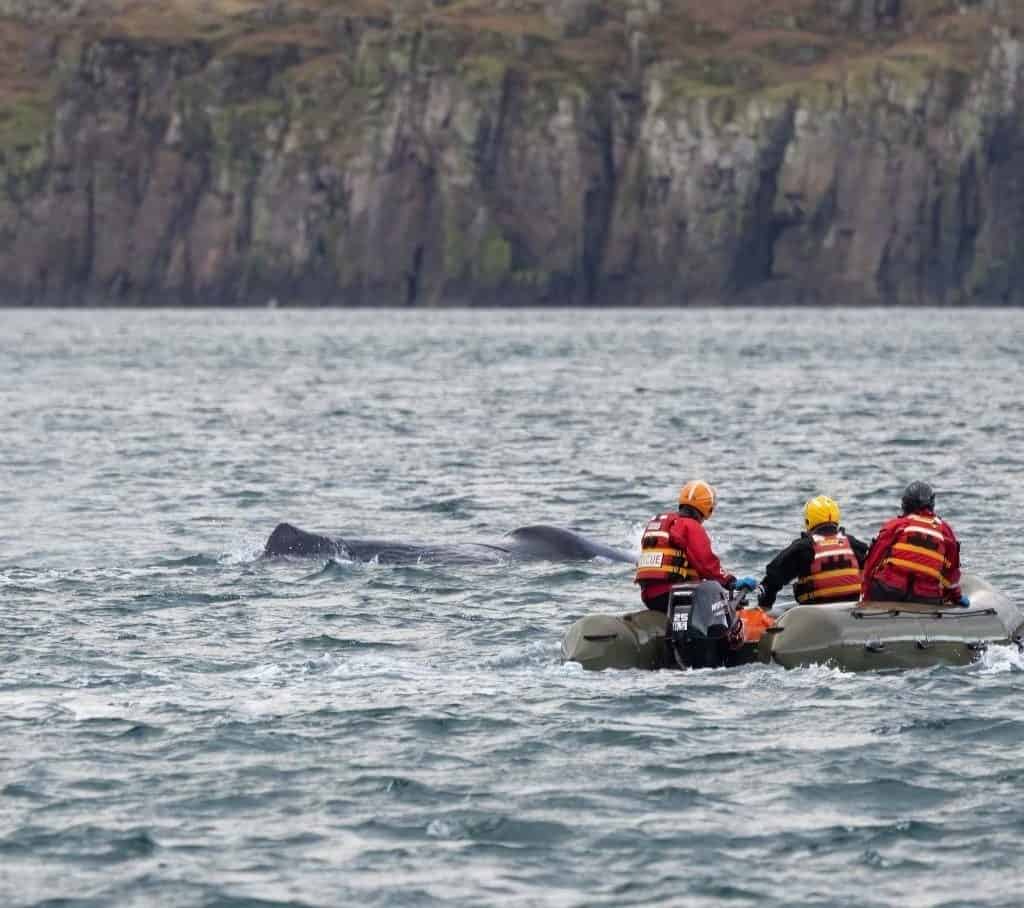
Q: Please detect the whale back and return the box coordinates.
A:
[264,523,340,558]
[263,522,635,564]
[506,525,634,563]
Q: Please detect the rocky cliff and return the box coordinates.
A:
[1,0,1023,305]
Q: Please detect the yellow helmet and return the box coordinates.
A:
[678,480,716,520]
[804,495,840,531]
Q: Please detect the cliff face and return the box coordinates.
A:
[1,0,1023,305]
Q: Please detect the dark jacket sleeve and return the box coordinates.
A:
[758,535,814,609]
[845,532,870,566]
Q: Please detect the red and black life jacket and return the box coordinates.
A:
[792,532,862,604]
[634,514,701,584]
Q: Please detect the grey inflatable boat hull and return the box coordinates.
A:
[560,608,671,671]
[767,574,1023,670]
[561,574,1022,672]
[559,608,763,671]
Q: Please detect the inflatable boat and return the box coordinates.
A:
[561,574,1023,672]
[560,583,762,671]
[766,574,1023,670]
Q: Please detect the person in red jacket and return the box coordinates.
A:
[634,480,756,613]
[861,481,968,607]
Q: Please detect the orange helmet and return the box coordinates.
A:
[678,480,716,520]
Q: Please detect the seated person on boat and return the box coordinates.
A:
[755,495,868,609]
[634,480,756,613]
[861,481,968,607]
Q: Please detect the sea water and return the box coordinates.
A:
[1,307,1023,907]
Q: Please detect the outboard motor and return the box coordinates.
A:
[666,581,743,669]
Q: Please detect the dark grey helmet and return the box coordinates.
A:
[901,481,935,514]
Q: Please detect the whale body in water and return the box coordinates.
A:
[263,522,634,564]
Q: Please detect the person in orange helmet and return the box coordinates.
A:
[634,480,756,614]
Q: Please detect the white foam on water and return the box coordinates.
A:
[219,531,265,564]
[233,691,305,718]
[327,651,413,681]
[626,519,647,553]
[426,818,458,839]
[744,660,859,691]
[242,661,284,680]
[977,642,1024,674]
[481,638,562,671]
[62,691,140,722]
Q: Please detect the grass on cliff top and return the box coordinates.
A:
[101,0,265,41]
[633,0,995,94]
[418,0,999,95]
[4,0,1013,100]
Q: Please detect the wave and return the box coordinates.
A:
[977,643,1024,674]
[278,634,401,653]
[148,554,221,568]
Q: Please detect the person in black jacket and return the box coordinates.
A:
[757,495,869,609]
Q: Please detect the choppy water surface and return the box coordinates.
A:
[2,308,1023,907]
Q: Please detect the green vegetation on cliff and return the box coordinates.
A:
[1,1,1023,304]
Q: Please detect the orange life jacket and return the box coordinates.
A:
[792,532,862,604]
[739,607,775,643]
[634,514,701,584]
[879,513,950,586]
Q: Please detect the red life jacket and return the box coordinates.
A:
[873,514,951,600]
[634,514,701,584]
[792,532,862,604]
